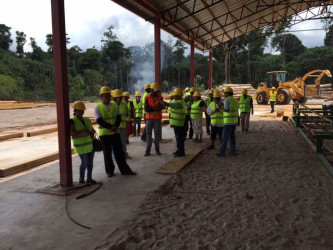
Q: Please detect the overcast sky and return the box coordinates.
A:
[0,0,327,54]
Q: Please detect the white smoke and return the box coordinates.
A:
[129,61,155,93]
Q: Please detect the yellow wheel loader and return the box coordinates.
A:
[254,70,332,105]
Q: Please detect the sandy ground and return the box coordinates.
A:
[1,100,333,249]
[96,118,333,250]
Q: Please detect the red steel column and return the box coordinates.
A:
[209,50,213,89]
[51,0,73,187]
[190,40,195,88]
[154,16,161,87]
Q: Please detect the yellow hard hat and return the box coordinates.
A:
[190,87,196,93]
[173,88,183,96]
[208,89,214,94]
[150,82,160,91]
[224,87,233,93]
[213,91,221,98]
[122,91,130,98]
[144,84,150,90]
[242,88,248,95]
[112,89,122,98]
[135,91,141,97]
[193,91,201,97]
[184,87,190,92]
[72,101,86,110]
[100,86,111,95]
[272,87,276,89]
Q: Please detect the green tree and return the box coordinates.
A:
[15,31,26,58]
[45,33,70,54]
[83,69,104,96]
[28,37,45,61]
[173,39,186,87]
[0,24,13,50]
[69,75,85,101]
[271,34,306,64]
[67,45,82,76]
[79,48,102,72]
[324,24,333,47]
[0,74,17,99]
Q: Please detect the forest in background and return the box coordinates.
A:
[0,17,333,102]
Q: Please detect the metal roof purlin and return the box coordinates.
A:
[173,0,222,44]
[163,0,225,27]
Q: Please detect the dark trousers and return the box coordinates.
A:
[174,126,185,154]
[133,117,141,135]
[141,114,147,140]
[206,115,211,133]
[100,133,133,175]
[218,125,236,155]
[211,126,223,140]
[270,101,275,112]
[184,115,193,138]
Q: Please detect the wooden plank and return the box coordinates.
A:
[0,132,24,142]
[27,127,58,137]
[157,146,202,174]
[0,149,75,177]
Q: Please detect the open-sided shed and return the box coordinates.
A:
[50,0,333,187]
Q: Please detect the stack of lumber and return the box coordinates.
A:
[0,101,37,110]
[205,84,256,98]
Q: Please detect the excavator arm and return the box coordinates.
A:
[301,70,332,94]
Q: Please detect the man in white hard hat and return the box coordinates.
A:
[269,87,277,113]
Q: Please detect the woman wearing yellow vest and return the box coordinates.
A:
[94,86,136,177]
[133,91,143,136]
[122,92,134,145]
[217,87,239,157]
[190,91,207,143]
[161,88,186,157]
[141,84,151,141]
[269,87,277,113]
[206,91,224,149]
[70,101,96,184]
[238,88,254,132]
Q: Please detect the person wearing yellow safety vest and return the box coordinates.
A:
[238,88,254,133]
[216,87,239,157]
[113,89,131,159]
[190,91,207,143]
[167,92,174,122]
[94,86,136,177]
[160,88,186,157]
[184,87,190,97]
[141,83,151,141]
[133,91,143,137]
[123,92,134,145]
[269,87,277,113]
[206,91,224,150]
[70,101,96,184]
[184,87,195,139]
[205,89,214,135]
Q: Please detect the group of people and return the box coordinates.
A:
[70,84,254,183]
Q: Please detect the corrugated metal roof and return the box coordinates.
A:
[112,0,333,51]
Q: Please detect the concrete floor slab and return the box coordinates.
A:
[0,126,208,250]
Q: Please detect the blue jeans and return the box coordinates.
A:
[78,151,95,179]
[174,126,185,154]
[218,125,236,155]
[133,117,141,135]
[146,119,161,152]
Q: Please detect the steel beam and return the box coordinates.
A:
[190,40,195,87]
[51,0,73,187]
[209,50,213,89]
[154,16,161,86]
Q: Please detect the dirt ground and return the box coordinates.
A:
[96,117,333,250]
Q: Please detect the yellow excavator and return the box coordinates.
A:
[254,70,332,104]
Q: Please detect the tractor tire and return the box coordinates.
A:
[298,96,308,104]
[276,89,291,105]
[256,91,268,105]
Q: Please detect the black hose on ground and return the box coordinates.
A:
[65,182,103,230]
